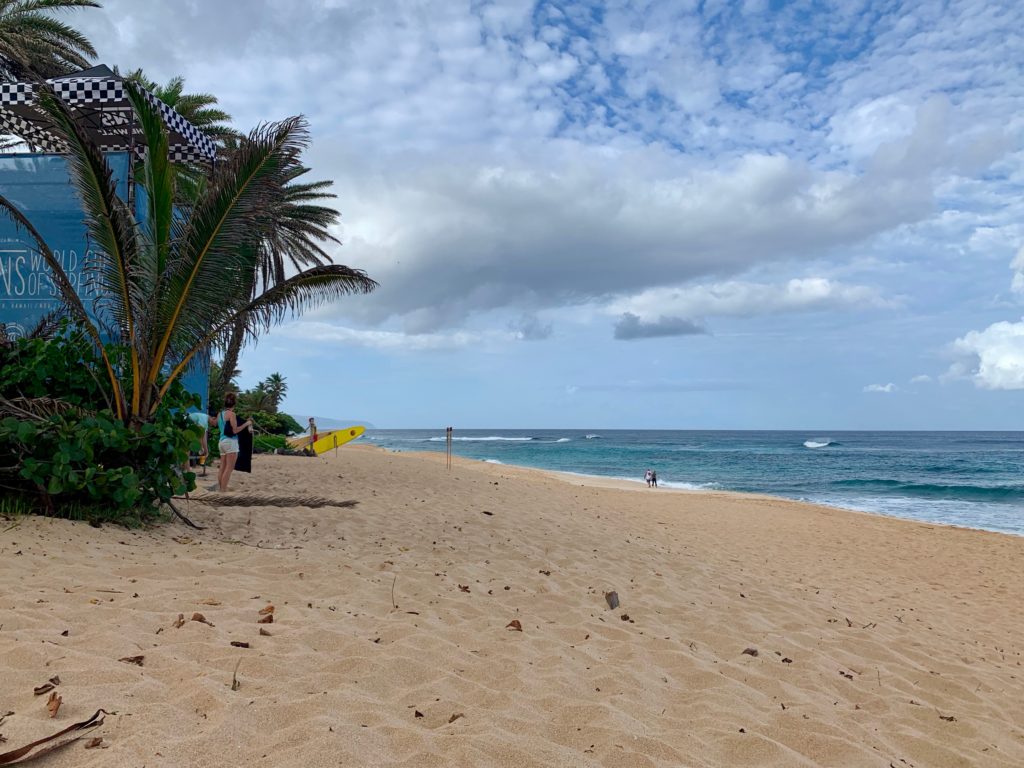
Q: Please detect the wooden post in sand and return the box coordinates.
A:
[333,433,338,457]
[446,426,452,471]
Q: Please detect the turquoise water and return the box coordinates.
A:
[365,430,1024,536]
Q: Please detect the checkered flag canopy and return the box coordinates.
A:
[0,65,216,164]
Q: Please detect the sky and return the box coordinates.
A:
[75,0,1024,429]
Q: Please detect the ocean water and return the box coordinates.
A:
[365,430,1024,536]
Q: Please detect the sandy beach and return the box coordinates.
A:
[2,446,1023,767]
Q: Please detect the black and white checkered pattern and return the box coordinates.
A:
[0,110,67,154]
[0,82,34,105]
[0,72,216,164]
[51,77,124,106]
[139,89,217,162]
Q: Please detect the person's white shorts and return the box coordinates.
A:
[218,439,239,455]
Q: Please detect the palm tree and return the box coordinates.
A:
[263,373,287,411]
[0,83,377,424]
[122,69,236,144]
[238,381,272,414]
[207,359,239,412]
[219,164,341,391]
[0,0,99,80]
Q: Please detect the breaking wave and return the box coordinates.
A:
[830,479,1024,503]
[804,439,837,449]
[428,436,534,442]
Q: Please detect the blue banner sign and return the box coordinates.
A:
[0,151,209,409]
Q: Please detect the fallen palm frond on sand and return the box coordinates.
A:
[188,494,359,509]
[0,709,109,765]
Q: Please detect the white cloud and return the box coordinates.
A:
[273,321,514,352]
[828,94,918,160]
[509,314,553,341]
[326,142,945,331]
[68,0,1024,430]
[910,374,932,384]
[72,0,1020,338]
[608,277,891,322]
[947,319,1024,390]
[1011,247,1024,295]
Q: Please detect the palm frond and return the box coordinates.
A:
[35,85,144,412]
[0,193,92,330]
[9,0,100,12]
[26,308,64,338]
[0,192,125,418]
[0,395,86,420]
[240,264,378,331]
[148,117,310,388]
[159,264,377,404]
[125,82,174,287]
[0,1,99,76]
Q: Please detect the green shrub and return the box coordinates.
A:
[0,331,201,526]
[238,409,302,436]
[253,434,287,453]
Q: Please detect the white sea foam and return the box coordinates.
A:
[803,439,835,449]
[584,434,602,439]
[554,438,571,443]
[657,479,722,491]
[483,459,504,464]
[556,470,719,491]
[427,436,534,442]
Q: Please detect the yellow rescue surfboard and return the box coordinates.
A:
[311,426,365,454]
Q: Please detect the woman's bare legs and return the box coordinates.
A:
[218,451,238,492]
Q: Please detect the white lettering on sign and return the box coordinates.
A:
[0,244,96,303]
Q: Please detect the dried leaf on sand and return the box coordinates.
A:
[0,709,107,765]
[506,620,523,632]
[118,656,144,666]
[45,692,61,718]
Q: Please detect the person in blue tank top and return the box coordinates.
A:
[217,392,252,492]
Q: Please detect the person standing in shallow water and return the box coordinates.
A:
[650,470,658,488]
[644,469,653,487]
